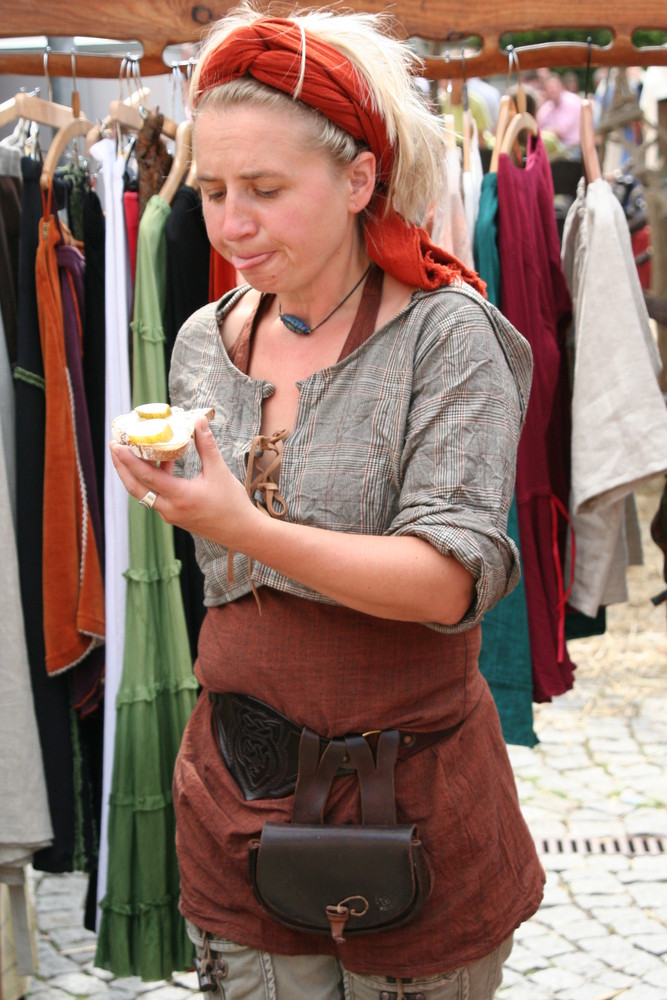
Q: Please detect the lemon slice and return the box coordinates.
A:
[127,419,174,445]
[135,402,172,420]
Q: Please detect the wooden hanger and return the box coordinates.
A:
[515,74,528,115]
[158,119,192,204]
[462,107,472,173]
[496,47,538,164]
[106,98,179,140]
[0,96,19,128]
[491,47,531,172]
[500,110,539,158]
[580,98,602,182]
[0,91,82,131]
[489,94,514,173]
[110,56,176,141]
[461,65,471,174]
[84,86,151,155]
[184,161,198,190]
[39,51,92,188]
[579,40,602,183]
[40,114,94,188]
[444,112,457,153]
[440,60,458,155]
[1,46,84,133]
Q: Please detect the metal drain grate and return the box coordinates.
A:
[536,835,666,856]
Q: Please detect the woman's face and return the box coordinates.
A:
[194,102,369,297]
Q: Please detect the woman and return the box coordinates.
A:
[110,5,544,997]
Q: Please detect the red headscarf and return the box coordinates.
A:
[195,17,486,297]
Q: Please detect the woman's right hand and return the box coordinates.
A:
[109,417,263,550]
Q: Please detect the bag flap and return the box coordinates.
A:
[249,823,428,934]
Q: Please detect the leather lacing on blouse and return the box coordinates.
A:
[227,429,289,613]
[222,266,384,614]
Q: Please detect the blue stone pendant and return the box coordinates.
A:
[277,265,371,336]
[279,313,312,335]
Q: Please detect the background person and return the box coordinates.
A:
[537,72,583,151]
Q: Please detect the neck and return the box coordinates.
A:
[278,261,372,337]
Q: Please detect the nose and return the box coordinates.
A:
[219,191,257,244]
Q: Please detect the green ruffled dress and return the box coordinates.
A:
[96,195,199,979]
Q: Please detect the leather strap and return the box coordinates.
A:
[345,731,398,825]
[292,729,348,823]
[292,728,399,826]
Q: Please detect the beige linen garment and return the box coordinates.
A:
[0,312,53,976]
[429,145,475,270]
[561,177,667,616]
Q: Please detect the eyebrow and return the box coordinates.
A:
[197,169,284,183]
[240,170,283,179]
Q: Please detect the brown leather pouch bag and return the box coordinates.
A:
[248,729,433,942]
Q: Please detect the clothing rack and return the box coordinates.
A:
[0,0,666,78]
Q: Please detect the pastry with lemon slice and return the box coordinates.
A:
[126,418,174,445]
[135,402,172,420]
[112,403,215,461]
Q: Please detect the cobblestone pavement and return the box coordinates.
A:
[24,482,667,999]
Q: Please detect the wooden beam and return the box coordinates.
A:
[0,0,664,77]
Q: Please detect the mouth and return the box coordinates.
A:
[230,250,274,271]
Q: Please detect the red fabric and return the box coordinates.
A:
[123,190,139,288]
[196,17,486,297]
[209,246,237,302]
[631,225,652,291]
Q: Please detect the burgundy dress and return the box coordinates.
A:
[497,133,576,701]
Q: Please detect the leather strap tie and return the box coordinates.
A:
[227,429,289,614]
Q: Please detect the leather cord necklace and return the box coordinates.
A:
[278,264,371,335]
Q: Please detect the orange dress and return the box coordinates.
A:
[35,206,105,675]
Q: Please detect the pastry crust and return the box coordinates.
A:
[112,405,215,461]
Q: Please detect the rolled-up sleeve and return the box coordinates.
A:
[387,295,532,631]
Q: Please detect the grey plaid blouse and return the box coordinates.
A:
[169,281,533,633]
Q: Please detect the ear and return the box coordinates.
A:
[347,151,376,215]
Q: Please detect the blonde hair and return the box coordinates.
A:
[191,3,446,226]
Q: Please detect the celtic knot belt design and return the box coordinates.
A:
[209,691,460,801]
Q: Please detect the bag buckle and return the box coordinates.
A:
[325,895,370,943]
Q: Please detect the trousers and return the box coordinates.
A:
[186,921,513,1000]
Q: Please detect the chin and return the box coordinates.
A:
[238,273,277,293]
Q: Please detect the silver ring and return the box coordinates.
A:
[138,490,158,510]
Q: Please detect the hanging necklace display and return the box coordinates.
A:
[278,265,371,335]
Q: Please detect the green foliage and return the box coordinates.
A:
[499,29,613,49]
[632,30,667,48]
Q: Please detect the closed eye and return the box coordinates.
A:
[203,188,225,203]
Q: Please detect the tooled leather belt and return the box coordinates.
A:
[209,691,460,802]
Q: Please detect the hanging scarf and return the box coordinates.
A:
[195,17,486,297]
